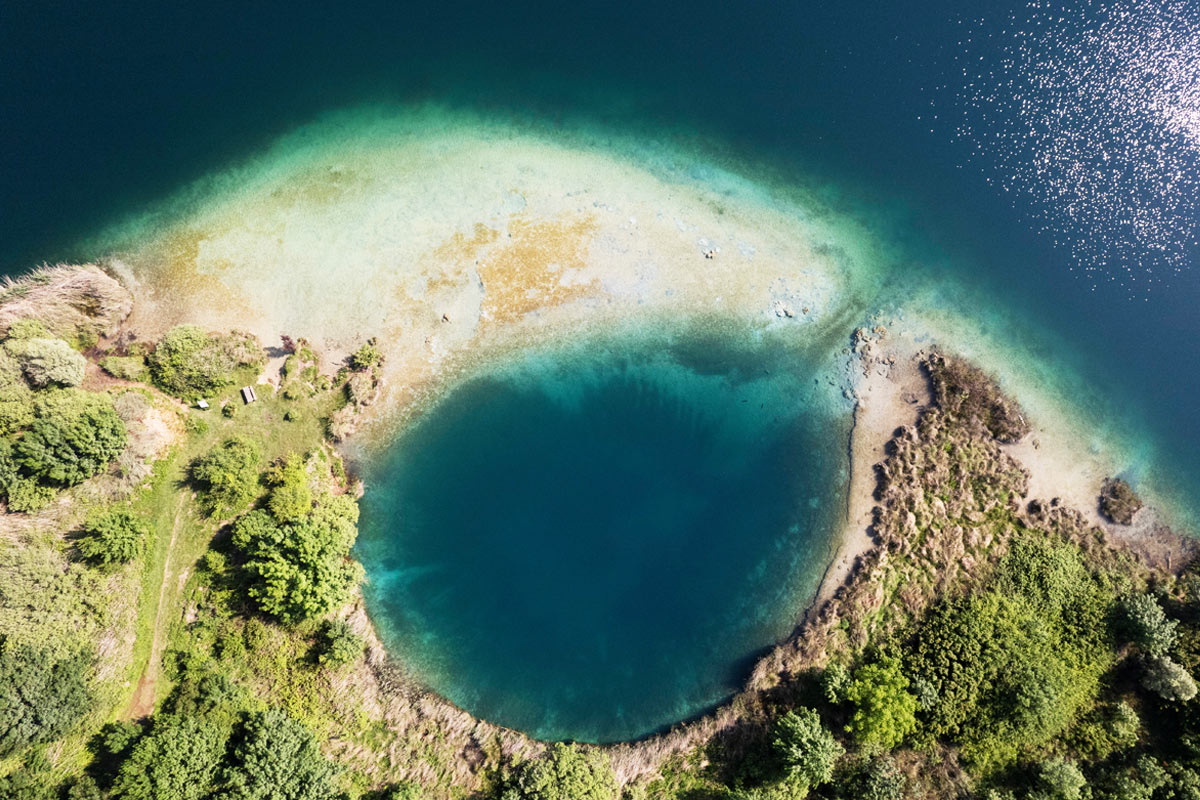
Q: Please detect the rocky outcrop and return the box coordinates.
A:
[1100,477,1143,525]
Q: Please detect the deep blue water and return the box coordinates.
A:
[357,335,846,742]
[4,0,1200,740]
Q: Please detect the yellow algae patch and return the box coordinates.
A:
[119,227,259,337]
[477,214,601,323]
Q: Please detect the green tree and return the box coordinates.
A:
[822,662,851,705]
[1031,759,1087,800]
[77,507,149,566]
[502,743,618,800]
[1141,654,1198,702]
[844,658,917,749]
[316,618,364,668]
[148,325,262,399]
[109,714,231,800]
[384,783,423,800]
[772,708,843,789]
[4,337,86,387]
[191,437,262,518]
[265,454,313,524]
[232,496,363,623]
[223,710,341,800]
[0,638,94,756]
[1119,593,1178,656]
[835,756,905,800]
[14,389,127,487]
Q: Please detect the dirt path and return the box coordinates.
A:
[125,495,185,720]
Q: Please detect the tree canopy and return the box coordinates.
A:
[222,709,341,800]
[771,708,843,790]
[109,713,232,800]
[4,336,85,388]
[501,743,618,800]
[844,657,917,749]
[0,638,93,757]
[265,454,313,524]
[232,495,362,623]
[13,389,126,487]
[77,507,149,566]
[191,437,262,518]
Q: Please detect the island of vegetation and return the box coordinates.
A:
[1,263,1198,800]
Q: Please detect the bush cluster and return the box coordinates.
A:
[190,437,262,518]
[1,388,127,511]
[77,507,149,567]
[147,325,262,400]
[0,637,93,757]
[501,743,617,800]
[231,476,362,624]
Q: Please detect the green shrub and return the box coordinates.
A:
[385,783,423,800]
[845,657,917,749]
[5,319,49,340]
[0,638,94,756]
[191,437,262,518]
[907,536,1113,770]
[5,476,56,512]
[148,325,262,399]
[1140,654,1198,702]
[0,347,24,388]
[232,496,363,623]
[222,709,341,799]
[502,742,618,800]
[0,395,35,435]
[1031,759,1087,800]
[4,337,86,387]
[184,414,208,436]
[1068,701,1140,761]
[772,708,843,789]
[100,355,148,382]
[348,338,382,371]
[265,454,313,524]
[1119,593,1178,656]
[78,507,150,566]
[65,775,104,800]
[316,618,364,668]
[222,402,238,418]
[835,756,905,800]
[109,713,231,800]
[13,389,127,487]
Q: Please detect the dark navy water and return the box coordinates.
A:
[356,336,846,742]
[4,0,1200,740]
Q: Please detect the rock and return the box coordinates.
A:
[1099,477,1143,525]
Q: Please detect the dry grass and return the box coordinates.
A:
[0,263,132,342]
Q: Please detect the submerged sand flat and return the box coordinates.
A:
[93,108,888,431]
[88,105,1178,525]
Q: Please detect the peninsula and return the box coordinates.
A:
[0,258,1197,800]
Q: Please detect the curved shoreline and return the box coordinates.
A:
[8,109,1196,795]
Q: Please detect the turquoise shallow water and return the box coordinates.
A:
[356,330,848,742]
